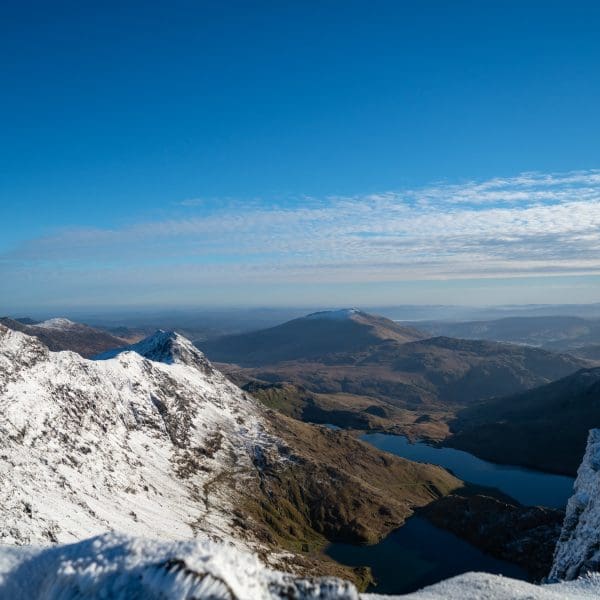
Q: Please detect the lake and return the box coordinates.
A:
[360,432,575,509]
[325,432,575,594]
[326,516,528,594]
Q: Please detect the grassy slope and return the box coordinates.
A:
[234,410,462,590]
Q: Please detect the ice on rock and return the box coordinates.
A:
[550,429,600,581]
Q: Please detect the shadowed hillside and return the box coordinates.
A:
[449,368,600,475]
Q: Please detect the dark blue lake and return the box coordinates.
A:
[325,432,575,594]
[360,433,575,509]
[326,516,528,594]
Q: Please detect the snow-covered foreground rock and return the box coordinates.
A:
[0,325,279,547]
[0,532,599,600]
[550,428,600,581]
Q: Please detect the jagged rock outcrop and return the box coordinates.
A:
[550,429,600,581]
[424,494,564,579]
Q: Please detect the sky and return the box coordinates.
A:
[1,1,600,312]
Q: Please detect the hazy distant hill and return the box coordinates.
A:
[408,315,600,355]
[569,344,600,361]
[449,367,600,475]
[0,316,128,358]
[200,308,426,365]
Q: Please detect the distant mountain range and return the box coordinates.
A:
[405,315,600,358]
[201,310,591,419]
[0,316,129,357]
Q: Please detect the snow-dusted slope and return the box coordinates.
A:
[390,572,600,600]
[1,532,599,600]
[550,428,600,581]
[0,325,278,547]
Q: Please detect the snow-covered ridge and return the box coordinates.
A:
[1,532,599,600]
[550,428,600,581]
[0,324,278,547]
[95,329,212,372]
[35,317,78,330]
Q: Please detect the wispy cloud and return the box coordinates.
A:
[2,170,600,299]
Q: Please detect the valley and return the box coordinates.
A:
[202,309,599,477]
[0,323,463,591]
[194,308,600,590]
[2,308,600,596]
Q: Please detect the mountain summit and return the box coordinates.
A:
[200,309,425,365]
[95,329,212,372]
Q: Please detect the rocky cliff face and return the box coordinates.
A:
[550,429,600,581]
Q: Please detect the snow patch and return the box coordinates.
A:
[304,308,362,321]
[35,318,78,330]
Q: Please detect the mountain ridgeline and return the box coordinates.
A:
[200,310,591,413]
[0,316,130,358]
[0,323,461,589]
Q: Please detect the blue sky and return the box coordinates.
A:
[1,1,600,311]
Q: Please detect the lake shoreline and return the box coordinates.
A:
[318,426,572,593]
[318,422,580,478]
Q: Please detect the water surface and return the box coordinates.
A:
[361,432,574,508]
[326,516,528,594]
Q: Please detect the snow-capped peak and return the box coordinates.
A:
[36,317,78,330]
[95,330,212,372]
[0,325,276,547]
[304,308,362,321]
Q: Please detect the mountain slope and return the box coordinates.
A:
[0,324,461,588]
[200,309,425,365]
[0,316,128,357]
[449,368,600,475]
[0,325,273,546]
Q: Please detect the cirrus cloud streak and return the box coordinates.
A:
[2,170,600,301]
